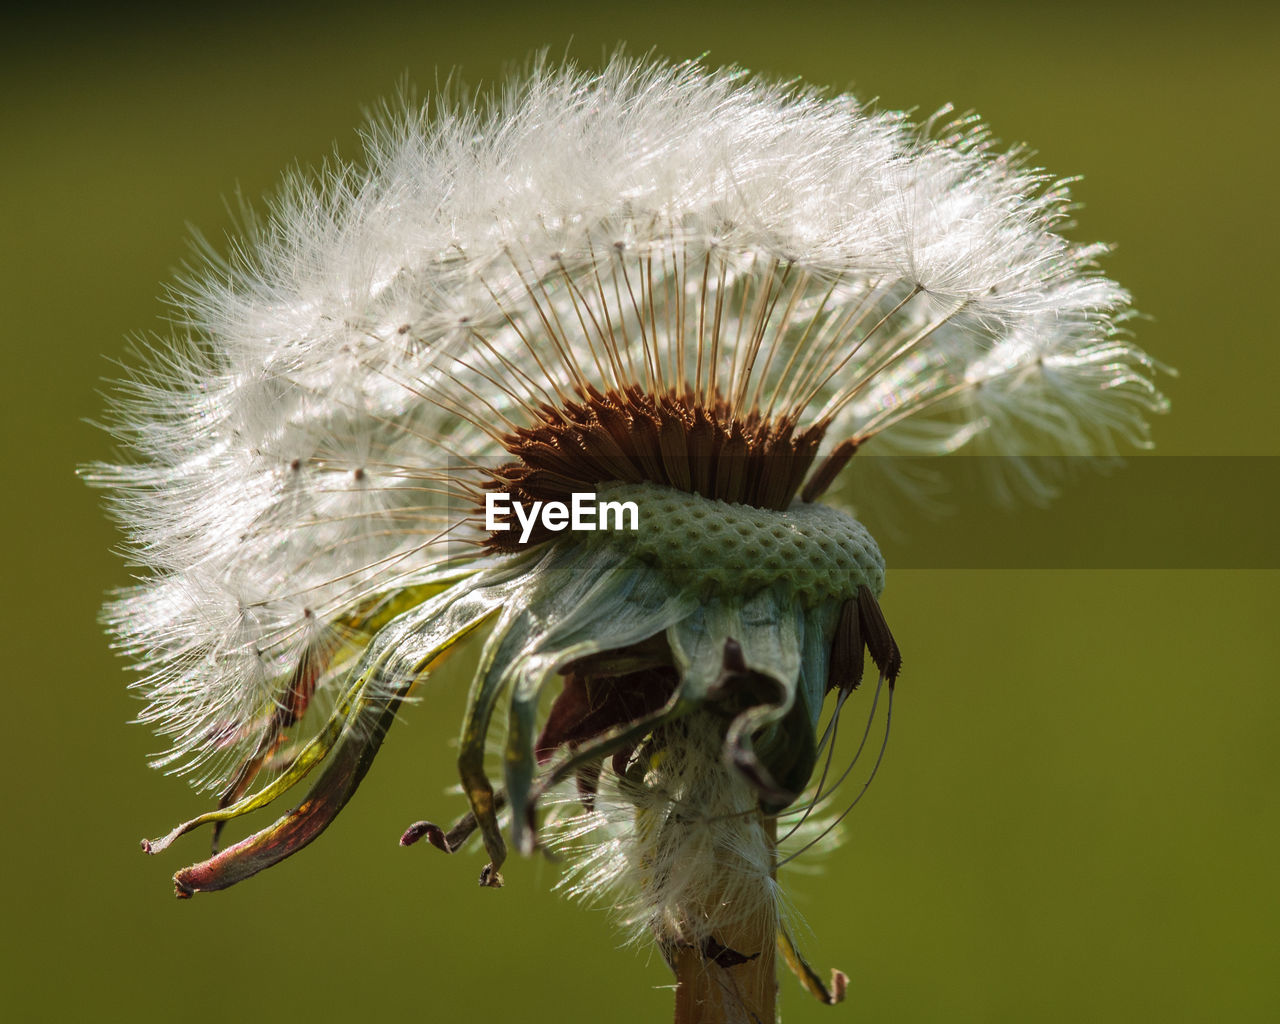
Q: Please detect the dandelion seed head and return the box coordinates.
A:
[88,52,1165,990]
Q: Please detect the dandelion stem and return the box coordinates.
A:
[672,815,778,1024]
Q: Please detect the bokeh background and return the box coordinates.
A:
[4,2,1277,1020]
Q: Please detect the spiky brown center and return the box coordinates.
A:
[484,384,837,550]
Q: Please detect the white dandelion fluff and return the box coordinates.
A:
[88,53,1166,1017]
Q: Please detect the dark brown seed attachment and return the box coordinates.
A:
[484,384,829,549]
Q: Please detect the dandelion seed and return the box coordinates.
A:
[88,54,1166,1021]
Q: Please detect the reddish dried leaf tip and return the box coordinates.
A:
[828,970,849,1005]
[140,839,154,854]
[399,820,450,851]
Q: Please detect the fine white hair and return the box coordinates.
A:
[88,53,1164,793]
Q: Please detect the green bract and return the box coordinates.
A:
[152,485,885,894]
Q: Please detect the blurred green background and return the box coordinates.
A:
[3,2,1277,1020]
